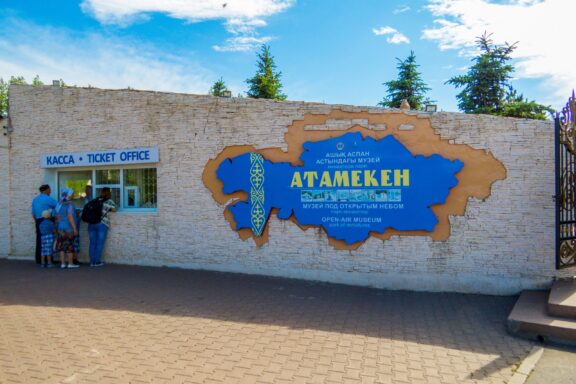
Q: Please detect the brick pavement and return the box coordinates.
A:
[0,259,535,383]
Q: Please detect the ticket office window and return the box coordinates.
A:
[57,170,92,210]
[58,168,157,212]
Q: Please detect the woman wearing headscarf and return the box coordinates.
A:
[54,188,79,269]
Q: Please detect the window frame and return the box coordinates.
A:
[57,166,158,213]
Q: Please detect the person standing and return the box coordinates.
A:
[54,188,79,269]
[31,184,57,264]
[88,187,116,267]
[39,209,55,268]
[73,185,93,265]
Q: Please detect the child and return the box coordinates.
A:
[39,209,55,268]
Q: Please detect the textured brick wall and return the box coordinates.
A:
[5,85,571,294]
[0,117,9,255]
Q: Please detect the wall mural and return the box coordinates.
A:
[203,109,506,249]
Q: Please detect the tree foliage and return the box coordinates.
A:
[0,75,66,116]
[209,77,230,97]
[0,76,28,116]
[378,51,433,110]
[447,33,552,119]
[246,45,286,100]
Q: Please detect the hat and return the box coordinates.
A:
[39,184,50,192]
[41,209,52,219]
[61,188,74,200]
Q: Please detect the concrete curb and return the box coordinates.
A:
[508,346,544,384]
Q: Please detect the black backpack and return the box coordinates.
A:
[81,197,105,224]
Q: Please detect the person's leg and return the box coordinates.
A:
[35,219,42,264]
[40,234,49,267]
[73,221,80,265]
[94,223,108,265]
[88,224,97,266]
[60,251,66,268]
[66,252,78,268]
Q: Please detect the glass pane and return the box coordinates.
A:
[58,171,92,210]
[123,168,157,209]
[95,169,120,184]
[95,187,120,207]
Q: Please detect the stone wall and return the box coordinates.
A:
[5,85,572,294]
[0,117,10,255]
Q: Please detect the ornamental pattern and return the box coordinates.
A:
[560,90,576,155]
[557,91,576,269]
[250,153,265,236]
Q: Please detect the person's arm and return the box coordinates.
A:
[106,200,117,213]
[67,206,78,235]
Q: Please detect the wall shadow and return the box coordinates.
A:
[0,259,534,379]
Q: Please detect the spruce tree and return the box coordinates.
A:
[447,32,552,119]
[378,51,433,110]
[209,77,229,97]
[246,45,286,100]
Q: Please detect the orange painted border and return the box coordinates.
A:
[202,109,506,250]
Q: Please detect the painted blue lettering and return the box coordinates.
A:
[48,155,74,165]
[120,150,149,162]
[88,152,116,164]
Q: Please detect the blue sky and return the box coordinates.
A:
[0,0,573,112]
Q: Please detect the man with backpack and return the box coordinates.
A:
[82,187,117,267]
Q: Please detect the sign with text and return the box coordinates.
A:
[216,133,463,245]
[41,147,159,168]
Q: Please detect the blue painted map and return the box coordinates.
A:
[216,132,464,244]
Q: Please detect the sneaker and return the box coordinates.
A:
[40,264,46,268]
[46,263,54,269]
[67,264,80,269]
[60,263,67,269]
[93,262,104,267]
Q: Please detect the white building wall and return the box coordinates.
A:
[0,117,10,255]
[6,85,573,294]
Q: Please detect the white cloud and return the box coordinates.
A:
[81,0,294,24]
[393,5,411,14]
[0,19,214,95]
[422,0,576,106]
[81,0,294,52]
[372,26,410,44]
[213,36,273,52]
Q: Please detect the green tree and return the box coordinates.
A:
[500,89,554,120]
[0,79,8,116]
[447,32,552,119]
[246,44,286,100]
[209,77,230,97]
[32,75,43,87]
[378,51,433,110]
[0,76,28,116]
[0,75,60,116]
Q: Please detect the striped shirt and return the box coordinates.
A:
[101,199,117,227]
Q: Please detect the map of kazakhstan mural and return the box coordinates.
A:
[216,132,464,245]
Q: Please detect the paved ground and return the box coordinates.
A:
[0,259,536,384]
[525,345,576,384]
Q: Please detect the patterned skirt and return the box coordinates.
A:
[55,231,76,253]
[40,233,54,257]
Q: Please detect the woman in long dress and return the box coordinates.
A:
[55,188,79,269]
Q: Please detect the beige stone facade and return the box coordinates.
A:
[1,85,571,294]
